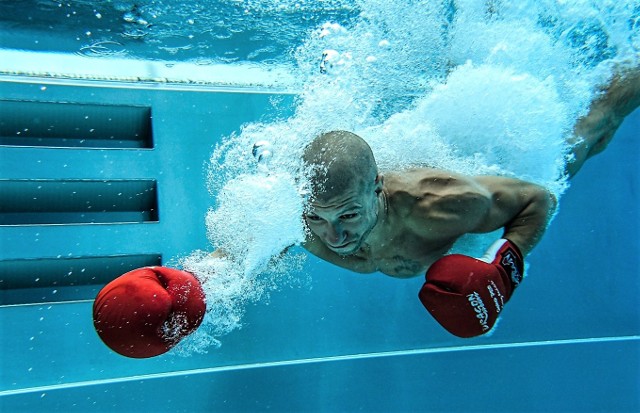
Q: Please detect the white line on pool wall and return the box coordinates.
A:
[1,335,638,397]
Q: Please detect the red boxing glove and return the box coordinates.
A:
[93,266,206,358]
[419,239,524,338]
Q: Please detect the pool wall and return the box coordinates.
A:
[0,75,638,413]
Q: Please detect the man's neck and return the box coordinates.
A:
[356,190,390,254]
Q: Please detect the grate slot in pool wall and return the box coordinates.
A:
[0,179,159,225]
[0,99,153,148]
[0,254,162,305]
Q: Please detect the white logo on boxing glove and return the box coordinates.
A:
[467,292,490,332]
[501,250,522,286]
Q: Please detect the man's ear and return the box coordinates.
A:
[374,174,384,194]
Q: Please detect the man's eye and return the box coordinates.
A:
[305,215,322,222]
[340,213,358,220]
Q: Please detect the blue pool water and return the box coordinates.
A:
[1,1,639,412]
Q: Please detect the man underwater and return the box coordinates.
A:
[92,67,640,357]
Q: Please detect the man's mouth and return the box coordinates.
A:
[328,241,355,250]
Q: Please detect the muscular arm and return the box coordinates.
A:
[410,172,556,256]
[567,67,640,178]
[471,176,557,256]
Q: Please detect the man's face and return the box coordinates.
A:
[304,179,379,256]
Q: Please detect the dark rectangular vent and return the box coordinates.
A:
[0,254,162,305]
[0,100,153,148]
[0,179,158,225]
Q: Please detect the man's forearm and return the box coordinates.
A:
[501,189,557,256]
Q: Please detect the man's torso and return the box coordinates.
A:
[304,168,490,278]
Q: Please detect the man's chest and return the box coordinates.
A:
[330,233,454,278]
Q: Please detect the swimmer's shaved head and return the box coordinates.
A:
[303,131,379,199]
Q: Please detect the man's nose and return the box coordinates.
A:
[325,223,346,244]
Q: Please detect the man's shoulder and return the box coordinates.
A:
[385,168,478,202]
[385,168,492,235]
